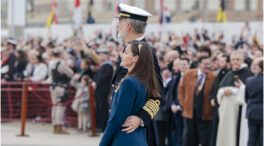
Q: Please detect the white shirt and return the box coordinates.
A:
[136,36,144,41]
[24,63,48,82]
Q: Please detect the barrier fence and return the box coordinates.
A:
[1,82,97,136]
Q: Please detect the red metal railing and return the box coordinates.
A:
[1,82,98,136]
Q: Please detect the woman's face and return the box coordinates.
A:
[80,60,88,70]
[120,45,138,69]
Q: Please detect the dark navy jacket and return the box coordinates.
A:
[245,74,263,121]
[111,38,163,146]
[100,77,148,146]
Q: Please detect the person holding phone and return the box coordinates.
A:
[216,51,253,146]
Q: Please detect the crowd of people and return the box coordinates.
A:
[1,12,263,146]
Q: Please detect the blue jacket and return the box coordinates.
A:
[245,74,263,121]
[100,77,147,146]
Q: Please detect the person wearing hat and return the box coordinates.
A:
[100,41,160,146]
[1,37,17,81]
[111,3,163,146]
[48,47,74,134]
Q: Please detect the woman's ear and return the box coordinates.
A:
[132,55,139,63]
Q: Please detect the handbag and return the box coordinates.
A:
[71,99,79,112]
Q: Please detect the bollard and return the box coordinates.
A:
[17,83,29,137]
[88,85,98,137]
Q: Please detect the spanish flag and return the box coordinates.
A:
[217,0,228,22]
[46,0,58,28]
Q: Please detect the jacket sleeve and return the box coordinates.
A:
[99,79,137,146]
[178,73,186,108]
[30,64,48,82]
[136,48,163,127]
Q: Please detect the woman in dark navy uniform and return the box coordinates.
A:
[100,41,160,146]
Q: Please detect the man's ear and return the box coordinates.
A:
[126,22,132,31]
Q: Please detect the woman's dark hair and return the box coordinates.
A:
[81,75,90,86]
[36,54,44,63]
[16,50,28,64]
[127,41,160,98]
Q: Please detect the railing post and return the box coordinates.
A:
[88,85,98,137]
[7,84,13,119]
[17,83,29,137]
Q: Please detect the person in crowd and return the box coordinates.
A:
[100,41,160,146]
[172,59,181,76]
[71,74,91,132]
[166,57,191,146]
[13,49,28,81]
[209,54,231,146]
[156,68,172,145]
[165,50,179,72]
[250,57,263,75]
[245,59,263,146]
[1,38,17,81]
[93,48,114,132]
[178,56,216,146]
[48,48,74,134]
[211,53,221,74]
[190,45,211,68]
[24,50,48,82]
[78,58,94,80]
[112,3,163,146]
[216,51,253,146]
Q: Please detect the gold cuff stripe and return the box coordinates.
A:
[119,13,130,18]
[142,99,160,119]
[143,106,154,119]
[148,99,160,111]
[145,101,159,113]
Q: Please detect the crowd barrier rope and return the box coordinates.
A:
[1,82,97,136]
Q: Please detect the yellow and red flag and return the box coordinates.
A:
[46,0,58,28]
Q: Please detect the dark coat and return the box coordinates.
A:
[209,68,230,105]
[1,51,16,81]
[245,74,263,121]
[94,62,114,130]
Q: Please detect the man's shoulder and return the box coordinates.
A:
[184,69,197,76]
[246,75,258,85]
[207,71,217,79]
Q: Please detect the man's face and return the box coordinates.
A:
[179,60,190,72]
[117,18,128,41]
[172,59,180,74]
[231,54,243,71]
[6,43,13,51]
[219,56,228,69]
[250,58,262,75]
[199,58,211,73]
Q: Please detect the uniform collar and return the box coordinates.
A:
[136,36,144,41]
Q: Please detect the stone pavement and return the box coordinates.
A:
[1,122,102,146]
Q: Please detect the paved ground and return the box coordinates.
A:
[1,122,102,146]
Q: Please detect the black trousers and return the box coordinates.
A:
[156,121,167,146]
[183,117,212,146]
[247,119,263,146]
[146,120,159,146]
[210,106,219,146]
